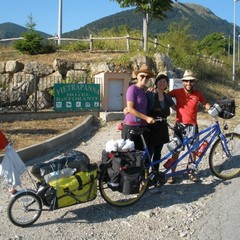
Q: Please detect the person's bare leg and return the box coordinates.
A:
[167,152,178,184]
[188,152,198,182]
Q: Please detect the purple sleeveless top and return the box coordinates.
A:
[123,84,147,126]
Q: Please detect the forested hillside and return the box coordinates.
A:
[63,3,237,40]
[0,22,51,39]
[0,3,239,40]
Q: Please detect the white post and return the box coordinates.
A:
[233,0,236,81]
[228,34,231,59]
[58,0,62,46]
[233,0,240,81]
[238,35,240,63]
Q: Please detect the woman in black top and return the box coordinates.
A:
[147,74,175,174]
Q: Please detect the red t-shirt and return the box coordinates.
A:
[169,88,206,125]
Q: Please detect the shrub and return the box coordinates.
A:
[14,14,57,55]
[14,31,43,55]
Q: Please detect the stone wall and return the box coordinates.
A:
[0,53,175,111]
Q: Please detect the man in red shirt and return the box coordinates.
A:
[168,70,211,183]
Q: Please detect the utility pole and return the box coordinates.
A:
[233,0,240,81]
[143,12,148,52]
[238,35,240,63]
[228,34,230,59]
[58,0,62,46]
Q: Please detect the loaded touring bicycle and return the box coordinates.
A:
[1,98,240,227]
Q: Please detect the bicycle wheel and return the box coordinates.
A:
[7,190,42,227]
[98,161,148,207]
[209,132,240,180]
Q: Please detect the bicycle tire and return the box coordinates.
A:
[98,161,148,207]
[209,132,240,180]
[7,190,42,227]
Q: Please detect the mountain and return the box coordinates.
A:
[0,22,52,39]
[0,3,239,41]
[63,3,238,40]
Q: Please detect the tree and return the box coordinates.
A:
[197,33,231,58]
[110,0,173,51]
[25,14,37,31]
[14,15,56,55]
[159,21,198,69]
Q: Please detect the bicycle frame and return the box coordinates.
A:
[144,117,229,179]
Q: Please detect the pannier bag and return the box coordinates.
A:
[31,150,90,181]
[98,149,114,171]
[216,98,236,119]
[98,139,135,171]
[48,163,98,209]
[107,151,145,195]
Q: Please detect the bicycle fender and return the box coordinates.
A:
[11,188,37,197]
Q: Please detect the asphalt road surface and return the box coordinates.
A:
[192,176,240,240]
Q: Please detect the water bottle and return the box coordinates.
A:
[167,137,181,152]
[196,141,208,157]
[164,157,175,169]
[44,167,77,183]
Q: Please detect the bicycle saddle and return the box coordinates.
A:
[129,128,150,135]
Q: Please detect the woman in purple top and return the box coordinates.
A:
[122,64,155,150]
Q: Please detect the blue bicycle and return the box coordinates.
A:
[99,102,240,207]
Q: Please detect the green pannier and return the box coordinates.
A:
[49,163,98,209]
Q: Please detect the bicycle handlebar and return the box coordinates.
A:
[208,103,234,119]
[154,117,167,122]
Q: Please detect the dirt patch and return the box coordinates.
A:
[0,116,89,150]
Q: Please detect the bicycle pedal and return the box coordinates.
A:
[154,171,166,186]
[187,163,198,173]
[154,179,166,187]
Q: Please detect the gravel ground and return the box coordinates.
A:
[0,116,238,240]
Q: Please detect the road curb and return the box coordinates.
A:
[0,115,94,164]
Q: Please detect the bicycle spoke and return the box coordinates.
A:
[7,191,42,227]
[99,162,148,207]
[209,133,240,179]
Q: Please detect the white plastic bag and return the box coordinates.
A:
[105,139,118,152]
[115,139,125,150]
[121,139,135,151]
[105,139,135,152]
[0,144,26,187]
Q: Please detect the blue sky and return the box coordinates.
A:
[0,0,239,35]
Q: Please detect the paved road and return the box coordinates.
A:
[192,176,240,240]
[78,119,240,240]
[1,118,240,239]
[192,120,240,240]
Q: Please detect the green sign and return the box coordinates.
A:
[54,83,100,111]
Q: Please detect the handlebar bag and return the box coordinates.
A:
[216,98,235,119]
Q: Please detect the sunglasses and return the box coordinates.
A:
[139,74,150,79]
[182,80,195,83]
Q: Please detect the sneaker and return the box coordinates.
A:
[167,177,175,184]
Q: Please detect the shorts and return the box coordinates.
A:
[174,123,199,150]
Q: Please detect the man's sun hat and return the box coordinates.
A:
[133,64,154,78]
[182,70,197,81]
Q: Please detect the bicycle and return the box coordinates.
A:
[98,101,240,207]
[5,143,148,227]
[6,102,239,227]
